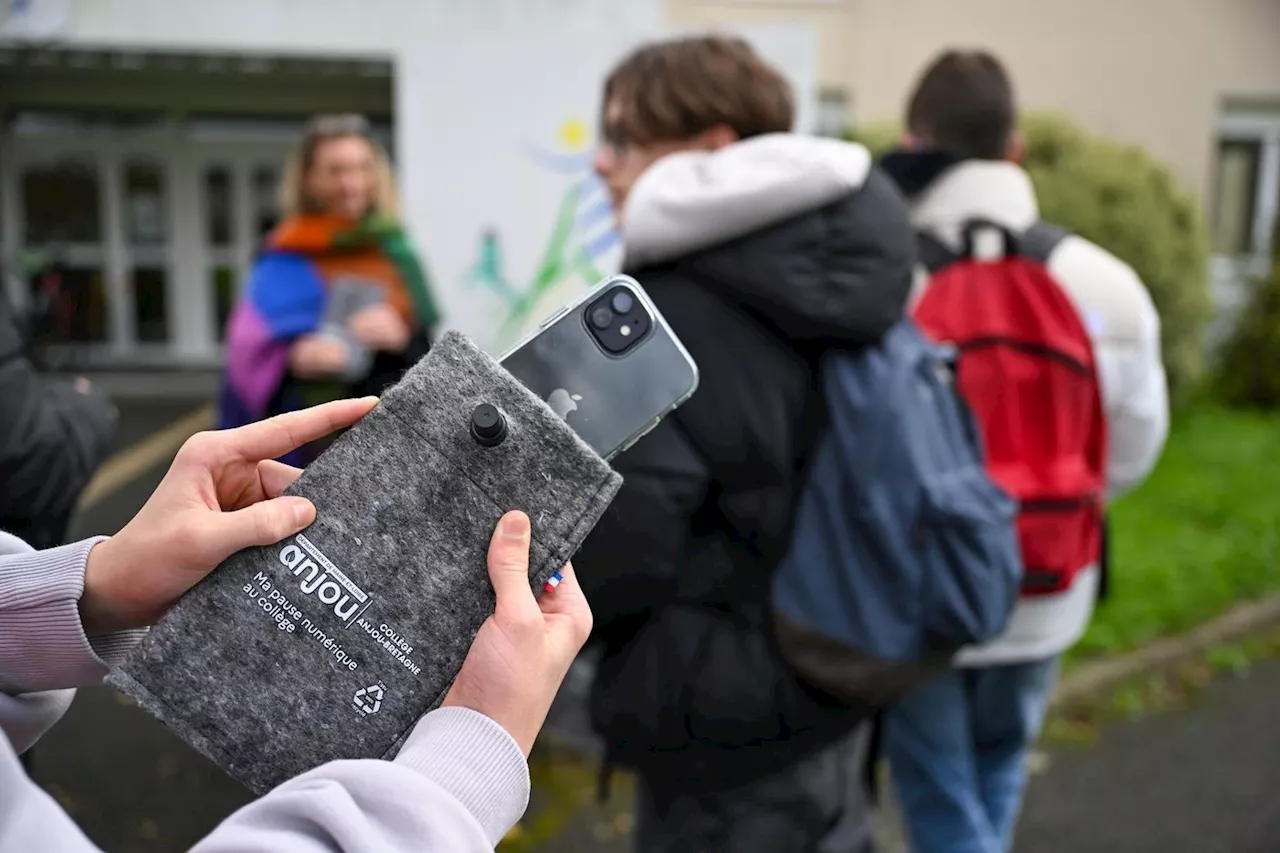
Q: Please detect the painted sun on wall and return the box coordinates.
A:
[459,118,622,353]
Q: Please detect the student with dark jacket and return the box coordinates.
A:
[0,292,116,550]
[573,35,916,853]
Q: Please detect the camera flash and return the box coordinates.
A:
[620,325,632,337]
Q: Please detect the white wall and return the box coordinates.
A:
[399,23,816,353]
[42,0,662,55]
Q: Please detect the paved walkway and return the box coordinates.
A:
[1015,658,1280,853]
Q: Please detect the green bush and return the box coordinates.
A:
[848,114,1213,398]
[1216,236,1280,408]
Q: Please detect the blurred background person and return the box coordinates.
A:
[0,284,116,552]
[878,50,1169,853]
[217,114,439,466]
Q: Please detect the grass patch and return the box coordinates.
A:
[1069,403,1280,663]
[1045,628,1280,747]
[500,745,634,852]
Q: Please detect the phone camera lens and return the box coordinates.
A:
[610,291,634,315]
[589,305,613,329]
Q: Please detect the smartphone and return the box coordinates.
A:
[500,275,699,461]
[321,276,386,382]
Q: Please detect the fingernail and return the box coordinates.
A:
[291,498,316,527]
[501,512,530,539]
[361,396,380,406]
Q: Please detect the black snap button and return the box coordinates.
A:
[470,403,508,447]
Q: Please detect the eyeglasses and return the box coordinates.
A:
[307,113,373,139]
[599,122,630,155]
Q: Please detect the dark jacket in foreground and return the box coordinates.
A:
[574,133,916,786]
[0,296,116,549]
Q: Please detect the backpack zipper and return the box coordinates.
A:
[1021,495,1100,512]
[956,336,1091,377]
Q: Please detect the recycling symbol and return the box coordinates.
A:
[353,683,385,715]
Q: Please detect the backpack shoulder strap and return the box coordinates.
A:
[1019,221,1070,264]
[920,221,1068,272]
[917,230,960,274]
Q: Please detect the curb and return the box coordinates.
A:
[1050,593,1280,709]
[50,371,221,402]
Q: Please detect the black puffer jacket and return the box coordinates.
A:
[574,134,916,786]
[0,295,117,549]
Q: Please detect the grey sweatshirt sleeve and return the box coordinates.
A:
[193,707,530,852]
[0,536,149,853]
[0,536,144,752]
[0,701,529,853]
[1,537,531,851]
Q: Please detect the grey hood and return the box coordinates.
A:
[621,133,915,344]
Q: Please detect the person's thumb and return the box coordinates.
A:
[206,496,316,560]
[487,511,539,619]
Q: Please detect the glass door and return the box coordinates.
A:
[9,145,114,353]
[4,122,177,364]
[121,154,174,349]
[193,143,290,345]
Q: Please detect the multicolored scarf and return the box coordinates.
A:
[218,214,439,463]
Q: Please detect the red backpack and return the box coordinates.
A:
[912,220,1107,596]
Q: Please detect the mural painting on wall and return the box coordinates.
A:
[460,118,621,354]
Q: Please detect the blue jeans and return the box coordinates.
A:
[883,657,1060,853]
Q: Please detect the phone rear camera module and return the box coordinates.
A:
[585,286,651,356]
[610,291,634,315]
[589,306,613,330]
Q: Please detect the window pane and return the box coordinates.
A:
[132,267,169,343]
[211,266,236,342]
[253,166,280,240]
[21,159,101,243]
[28,266,109,343]
[1211,140,1261,255]
[816,86,851,139]
[1270,151,1280,253]
[124,160,168,245]
[204,166,234,247]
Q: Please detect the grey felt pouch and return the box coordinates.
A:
[107,331,622,795]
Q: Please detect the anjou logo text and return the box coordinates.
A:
[278,533,373,627]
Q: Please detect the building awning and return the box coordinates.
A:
[0,46,394,121]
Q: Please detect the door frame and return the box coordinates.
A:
[187,139,294,349]
[2,123,190,363]
[0,125,293,366]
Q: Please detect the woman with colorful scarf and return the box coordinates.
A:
[218,114,439,466]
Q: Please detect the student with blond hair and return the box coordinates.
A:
[218,115,439,466]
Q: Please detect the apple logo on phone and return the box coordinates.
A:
[547,388,583,421]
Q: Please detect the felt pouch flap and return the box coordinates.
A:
[108,331,622,795]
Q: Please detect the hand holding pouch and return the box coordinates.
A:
[107,331,623,794]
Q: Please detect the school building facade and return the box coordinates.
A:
[1,0,1276,366]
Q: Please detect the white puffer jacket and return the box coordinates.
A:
[909,161,1170,666]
